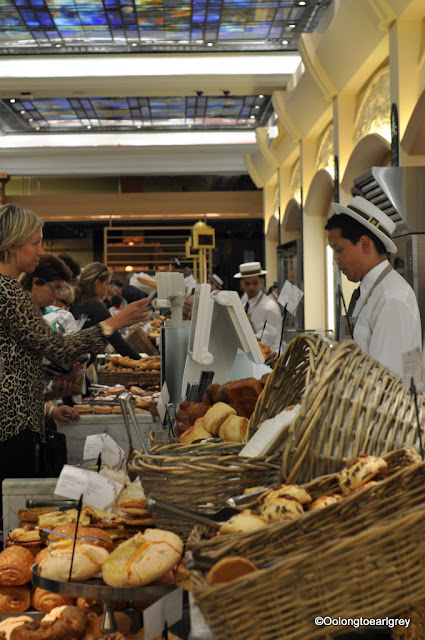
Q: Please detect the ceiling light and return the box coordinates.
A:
[250,115,256,119]
[299,1,306,5]
[128,241,134,246]
[282,40,289,45]
[131,43,138,47]
[289,24,296,29]
[259,94,264,99]
[29,118,33,122]
[35,126,40,130]
[20,110,25,114]
[254,105,260,109]
[87,125,91,129]
[206,42,214,47]
[125,265,134,272]
[55,43,62,48]
[9,99,15,103]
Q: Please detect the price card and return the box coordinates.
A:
[143,588,183,640]
[277,280,304,315]
[156,381,170,424]
[402,347,424,388]
[54,465,122,512]
[83,434,125,469]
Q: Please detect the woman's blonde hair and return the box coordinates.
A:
[0,204,44,264]
[56,282,75,305]
[74,262,110,304]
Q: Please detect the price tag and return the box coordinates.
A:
[277,280,304,315]
[83,434,125,469]
[402,347,424,388]
[156,381,170,424]
[54,465,122,511]
[143,588,183,640]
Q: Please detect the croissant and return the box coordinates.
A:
[32,588,74,613]
[0,587,31,614]
[0,547,34,586]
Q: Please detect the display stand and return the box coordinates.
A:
[32,565,175,635]
[181,284,264,395]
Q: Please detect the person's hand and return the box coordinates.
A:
[50,405,81,423]
[105,298,151,331]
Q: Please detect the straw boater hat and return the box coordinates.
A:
[330,196,397,254]
[208,273,224,289]
[233,261,268,279]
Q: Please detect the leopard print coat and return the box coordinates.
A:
[0,274,106,443]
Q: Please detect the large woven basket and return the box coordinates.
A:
[187,446,421,557]
[125,324,159,356]
[248,332,330,438]
[128,443,281,540]
[280,339,425,483]
[192,502,425,640]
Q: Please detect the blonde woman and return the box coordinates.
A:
[0,204,149,502]
[71,262,142,360]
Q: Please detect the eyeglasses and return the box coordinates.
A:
[38,278,67,295]
[56,298,71,307]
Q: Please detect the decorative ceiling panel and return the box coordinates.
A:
[0,0,332,53]
[0,94,273,131]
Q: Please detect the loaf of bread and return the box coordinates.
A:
[202,383,220,405]
[0,546,34,586]
[32,588,74,613]
[102,529,183,588]
[215,378,263,418]
[176,401,210,435]
[38,540,109,582]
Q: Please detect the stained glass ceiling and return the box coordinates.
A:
[0,94,273,132]
[0,0,333,54]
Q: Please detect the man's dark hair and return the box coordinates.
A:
[21,254,72,291]
[325,213,387,255]
[111,294,124,308]
[110,279,124,288]
[58,253,81,279]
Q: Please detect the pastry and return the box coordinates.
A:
[179,418,212,444]
[308,495,342,511]
[206,556,258,584]
[219,510,268,534]
[31,588,74,613]
[47,525,113,551]
[0,546,34,586]
[264,485,312,505]
[18,509,56,525]
[38,540,109,582]
[0,617,33,640]
[102,529,183,588]
[10,618,79,640]
[73,405,93,414]
[0,587,31,614]
[259,497,304,522]
[217,415,249,443]
[203,402,237,435]
[93,405,112,415]
[338,454,388,495]
[38,509,91,528]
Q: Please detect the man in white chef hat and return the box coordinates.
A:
[234,261,282,351]
[325,196,422,379]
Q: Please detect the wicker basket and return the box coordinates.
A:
[128,443,281,540]
[248,332,330,438]
[192,502,425,640]
[187,446,421,558]
[125,324,159,356]
[280,339,425,483]
[96,370,160,387]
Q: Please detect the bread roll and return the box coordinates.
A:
[338,454,387,495]
[0,617,32,640]
[264,485,312,505]
[0,587,31,614]
[259,497,304,522]
[206,556,257,584]
[0,546,34,586]
[219,510,267,534]
[218,415,248,443]
[102,529,183,588]
[203,403,236,435]
[179,418,211,444]
[31,588,73,613]
[38,540,109,582]
[308,494,342,511]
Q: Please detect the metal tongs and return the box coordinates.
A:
[119,392,149,480]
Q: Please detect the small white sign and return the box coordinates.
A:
[54,465,122,512]
[402,347,424,388]
[143,588,183,640]
[83,434,125,469]
[156,381,170,424]
[278,280,304,316]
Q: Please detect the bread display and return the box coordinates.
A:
[338,454,388,494]
[0,587,31,614]
[102,529,183,588]
[31,588,73,613]
[37,540,109,582]
[102,356,160,373]
[0,547,34,586]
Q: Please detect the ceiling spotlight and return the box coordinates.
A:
[55,43,62,47]
[131,42,138,47]
[206,42,213,47]
[254,105,260,109]
[29,118,33,122]
[259,94,264,99]
[137,124,142,128]
[250,115,256,119]
[125,265,134,272]
[299,1,306,4]
[282,39,289,44]
[20,110,25,114]
[35,126,40,130]
[9,99,15,103]
[86,125,91,129]
[289,23,296,28]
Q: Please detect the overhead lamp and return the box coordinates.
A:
[289,24,296,29]
[125,265,134,272]
[299,1,306,5]
[258,94,264,99]
[206,42,214,47]
[282,40,289,45]
[20,110,25,114]
[9,99,15,103]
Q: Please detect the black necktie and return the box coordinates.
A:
[244,301,250,314]
[347,287,361,318]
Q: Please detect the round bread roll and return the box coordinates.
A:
[338,454,387,495]
[47,525,113,552]
[265,485,312,505]
[0,616,33,640]
[203,402,237,435]
[206,556,258,584]
[219,510,268,534]
[179,419,211,444]
[218,415,249,443]
[259,497,304,522]
[38,540,109,582]
[73,405,93,414]
[308,494,342,511]
[31,588,73,613]
[93,405,112,415]
[102,529,183,588]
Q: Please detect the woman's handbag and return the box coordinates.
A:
[36,415,67,478]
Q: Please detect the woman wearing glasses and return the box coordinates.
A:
[0,204,149,506]
[71,262,142,361]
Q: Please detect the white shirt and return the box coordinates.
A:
[241,290,282,351]
[352,259,422,378]
[43,306,79,335]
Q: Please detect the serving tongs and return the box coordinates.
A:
[145,486,270,530]
[119,392,149,480]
